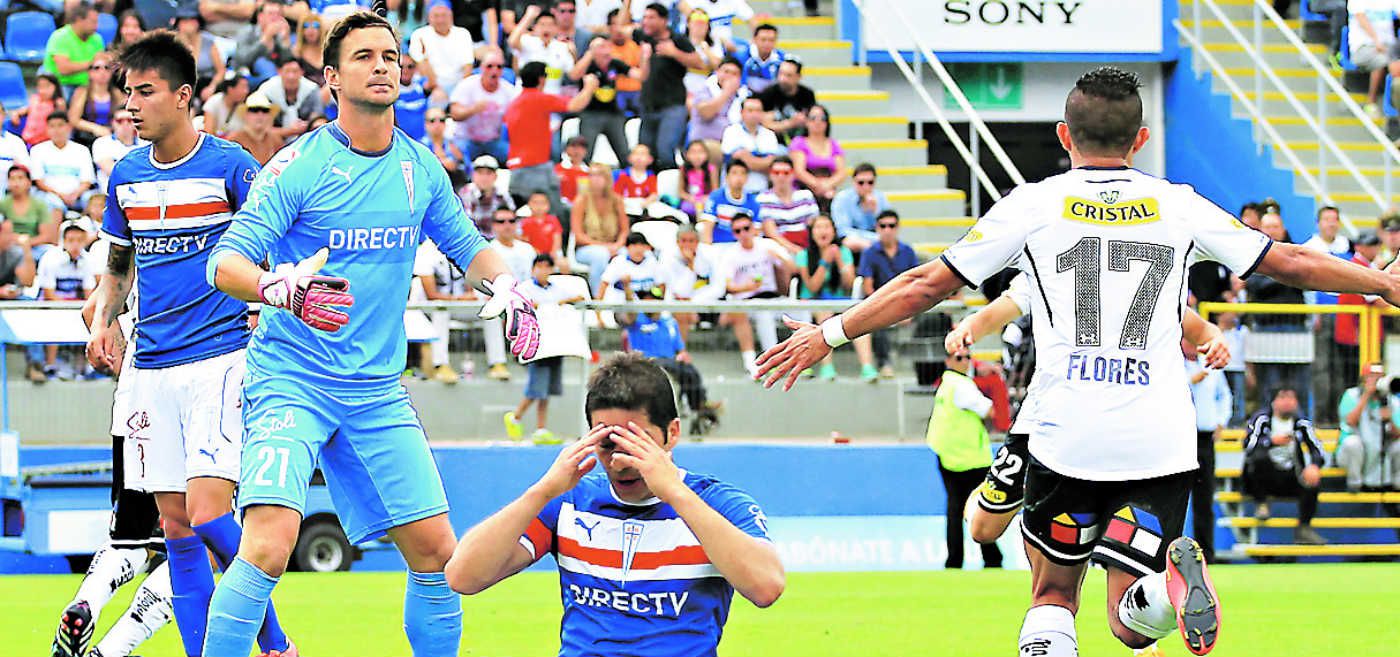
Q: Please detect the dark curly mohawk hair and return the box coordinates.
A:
[1064,66,1143,157]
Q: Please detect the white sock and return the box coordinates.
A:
[741,350,757,374]
[1118,571,1177,640]
[92,561,173,657]
[1019,604,1078,656]
[73,547,146,620]
[754,312,778,350]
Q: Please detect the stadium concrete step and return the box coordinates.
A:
[866,165,948,191]
[840,138,929,167]
[830,114,907,140]
[1203,43,1329,70]
[733,15,837,41]
[1269,141,1400,170]
[1258,116,1383,143]
[900,217,975,243]
[1294,167,1400,195]
[1235,543,1400,557]
[749,0,835,15]
[1217,67,1344,95]
[781,39,854,67]
[1227,517,1400,528]
[914,243,949,258]
[885,190,965,217]
[1217,491,1400,504]
[814,90,893,116]
[1180,0,1259,21]
[1182,19,1304,46]
[1215,467,1347,479]
[1238,89,1368,116]
[804,66,874,91]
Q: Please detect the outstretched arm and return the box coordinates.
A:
[1255,242,1400,303]
[945,294,1023,355]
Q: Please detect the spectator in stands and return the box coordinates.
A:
[607,8,644,114]
[615,144,660,215]
[856,209,916,380]
[486,205,542,381]
[571,35,642,164]
[1186,337,1231,564]
[258,59,322,139]
[0,166,60,246]
[1349,0,1400,117]
[1381,213,1400,265]
[1335,232,1384,377]
[598,231,661,301]
[794,215,854,381]
[521,190,568,270]
[505,62,598,216]
[1301,205,1352,257]
[1243,387,1327,545]
[556,135,591,206]
[577,0,623,35]
[293,13,326,86]
[1248,212,1313,413]
[201,0,261,39]
[928,349,1003,570]
[690,0,759,55]
[1337,362,1400,493]
[700,159,759,244]
[572,162,630,289]
[172,6,226,100]
[461,155,515,234]
[36,221,95,379]
[740,23,784,93]
[789,105,845,211]
[0,107,32,183]
[226,91,284,165]
[92,109,144,190]
[0,219,36,300]
[68,50,125,148]
[503,253,583,443]
[396,55,431,141]
[112,10,145,49]
[450,47,517,164]
[413,238,474,383]
[660,225,723,340]
[233,0,296,84]
[31,114,95,211]
[722,97,783,194]
[758,60,816,143]
[412,0,477,103]
[831,162,888,252]
[45,3,105,96]
[757,155,819,253]
[678,139,718,219]
[616,284,723,433]
[552,0,591,50]
[689,56,746,156]
[719,212,792,377]
[1219,308,1251,425]
[636,3,703,172]
[511,4,577,95]
[204,77,251,137]
[422,107,466,188]
[683,9,725,95]
[15,74,67,148]
[1239,201,1263,229]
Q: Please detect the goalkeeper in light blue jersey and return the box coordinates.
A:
[200,12,541,657]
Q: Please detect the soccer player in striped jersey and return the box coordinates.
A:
[85,32,293,657]
[199,12,540,657]
[445,353,785,657]
[757,67,1400,656]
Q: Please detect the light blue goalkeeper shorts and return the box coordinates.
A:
[237,374,449,543]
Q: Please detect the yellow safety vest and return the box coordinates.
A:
[926,370,992,472]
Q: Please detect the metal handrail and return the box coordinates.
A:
[860,0,1026,189]
[1177,22,1337,209]
[0,299,977,313]
[1194,0,1374,229]
[846,0,1021,203]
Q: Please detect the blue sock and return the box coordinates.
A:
[204,557,278,657]
[166,535,215,657]
[404,570,462,657]
[193,514,290,653]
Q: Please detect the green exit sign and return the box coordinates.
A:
[945,62,1023,110]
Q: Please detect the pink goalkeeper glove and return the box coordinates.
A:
[478,274,540,360]
[257,248,354,332]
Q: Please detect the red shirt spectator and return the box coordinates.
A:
[1336,234,1384,347]
[556,159,589,202]
[521,212,563,255]
[614,168,657,199]
[503,88,570,169]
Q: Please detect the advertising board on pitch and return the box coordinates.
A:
[863,0,1164,55]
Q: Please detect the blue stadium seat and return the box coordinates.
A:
[97,13,117,45]
[4,12,56,63]
[1340,26,1355,71]
[1385,74,1399,118]
[1300,0,1326,22]
[0,62,26,114]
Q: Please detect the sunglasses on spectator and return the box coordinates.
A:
[854,178,875,186]
[494,218,518,224]
[246,107,272,114]
[877,222,898,229]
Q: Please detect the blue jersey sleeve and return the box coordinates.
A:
[100,162,130,246]
[223,145,262,211]
[207,149,304,285]
[421,164,487,274]
[695,479,771,541]
[521,493,565,563]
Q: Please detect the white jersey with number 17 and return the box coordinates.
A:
[941,167,1271,482]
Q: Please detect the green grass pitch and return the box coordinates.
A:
[1,564,1396,656]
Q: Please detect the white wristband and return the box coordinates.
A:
[821,315,850,348]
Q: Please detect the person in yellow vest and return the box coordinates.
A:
[928,351,1003,569]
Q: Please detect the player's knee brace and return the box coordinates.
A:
[1019,604,1078,657]
[404,570,462,657]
